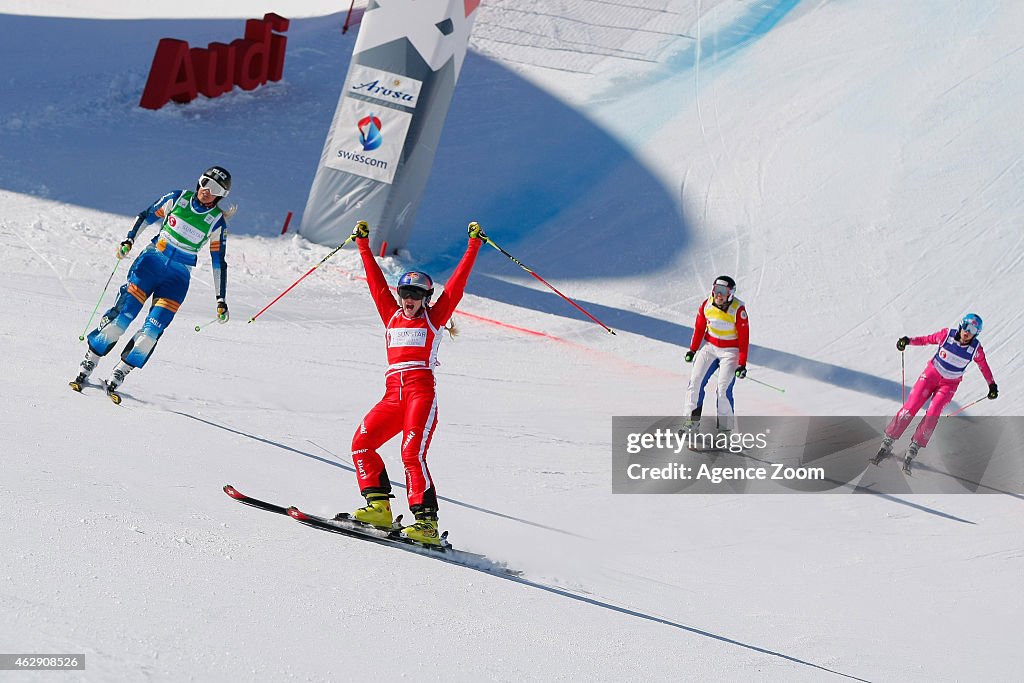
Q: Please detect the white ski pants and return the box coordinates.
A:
[684,344,739,430]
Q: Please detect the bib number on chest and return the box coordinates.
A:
[388,328,427,348]
[167,215,206,243]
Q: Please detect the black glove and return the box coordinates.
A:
[118,239,133,259]
[352,221,369,239]
[988,382,998,400]
[896,336,909,351]
[216,298,229,324]
[684,350,695,363]
[735,365,747,379]
[468,221,487,240]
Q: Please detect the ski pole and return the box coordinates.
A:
[78,258,122,340]
[248,234,355,323]
[481,234,616,335]
[747,375,785,393]
[901,351,906,404]
[946,394,989,417]
[194,318,219,332]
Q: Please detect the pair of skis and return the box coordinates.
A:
[69,378,123,405]
[223,485,518,576]
[869,448,915,474]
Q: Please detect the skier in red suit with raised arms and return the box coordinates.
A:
[348,220,485,546]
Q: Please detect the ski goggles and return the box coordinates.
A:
[198,175,229,197]
[961,320,980,336]
[712,283,732,297]
[397,286,428,301]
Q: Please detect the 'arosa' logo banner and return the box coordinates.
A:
[346,64,423,108]
[140,13,289,110]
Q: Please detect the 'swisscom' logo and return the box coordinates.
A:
[358,113,383,151]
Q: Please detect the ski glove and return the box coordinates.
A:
[684,350,695,363]
[217,298,229,324]
[117,239,133,259]
[352,221,369,239]
[735,365,747,379]
[988,383,998,400]
[896,336,909,351]
[468,221,487,240]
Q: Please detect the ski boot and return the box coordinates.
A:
[104,362,132,405]
[349,493,394,530]
[677,419,698,437]
[870,436,896,465]
[902,441,921,474]
[69,350,100,392]
[401,509,441,547]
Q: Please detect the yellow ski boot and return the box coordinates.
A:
[402,513,441,546]
[352,494,393,529]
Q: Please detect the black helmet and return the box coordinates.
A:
[197,166,231,201]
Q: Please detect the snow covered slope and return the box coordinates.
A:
[0,1,1021,681]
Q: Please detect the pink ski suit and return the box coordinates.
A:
[885,328,994,447]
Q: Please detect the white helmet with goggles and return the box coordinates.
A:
[711,275,736,301]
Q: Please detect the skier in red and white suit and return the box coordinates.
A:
[682,275,750,431]
[348,220,485,546]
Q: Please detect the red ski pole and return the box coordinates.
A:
[482,232,616,335]
[248,229,358,323]
[946,394,989,417]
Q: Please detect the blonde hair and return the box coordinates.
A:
[222,203,238,219]
[445,317,459,339]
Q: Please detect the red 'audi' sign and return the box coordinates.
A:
[140,13,289,110]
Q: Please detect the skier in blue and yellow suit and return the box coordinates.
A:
[71,167,233,397]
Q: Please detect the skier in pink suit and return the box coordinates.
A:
[873,313,998,470]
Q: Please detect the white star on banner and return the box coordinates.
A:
[354,0,478,76]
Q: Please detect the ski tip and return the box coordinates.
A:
[223,484,243,499]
